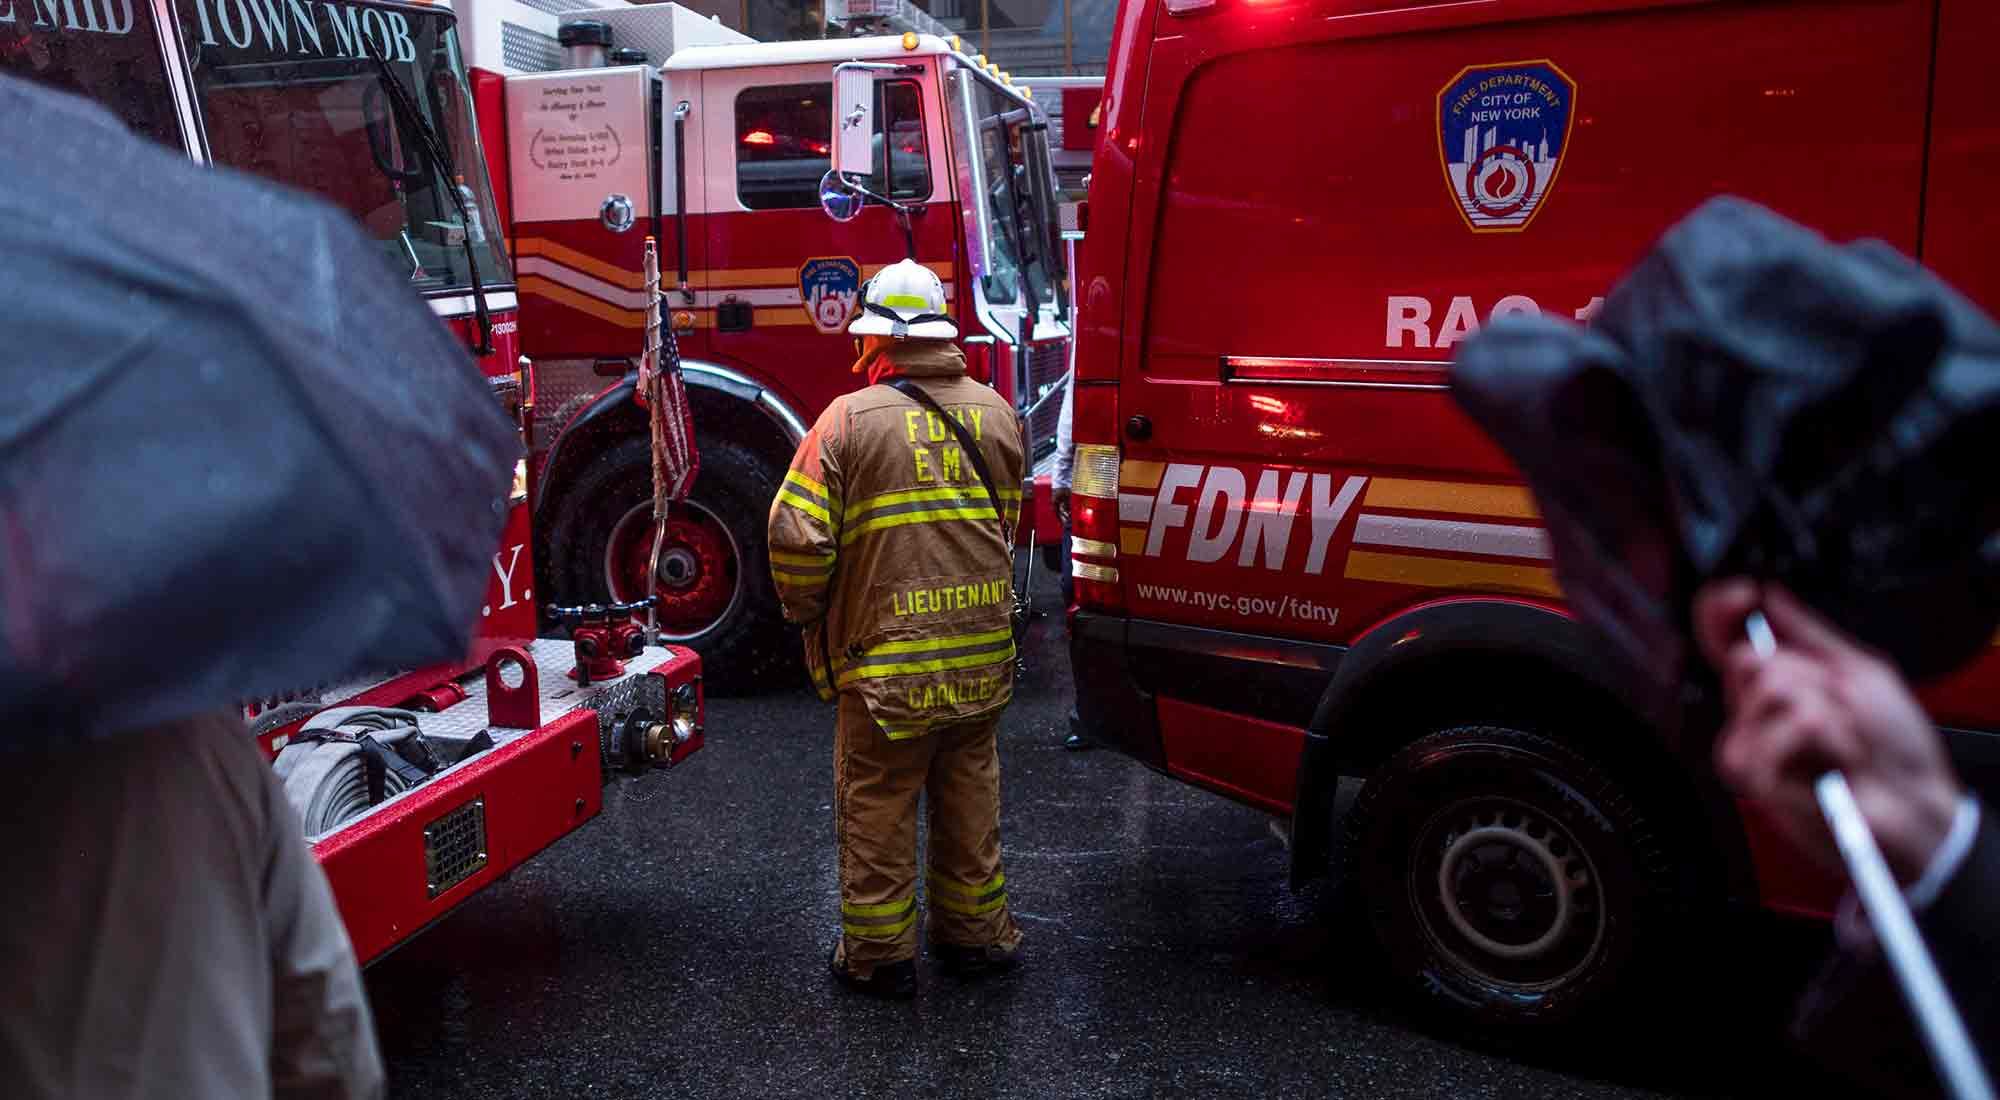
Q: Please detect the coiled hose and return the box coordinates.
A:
[272,708,428,836]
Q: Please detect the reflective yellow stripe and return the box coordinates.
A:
[832,627,1013,672]
[849,486,991,514]
[860,627,1012,658]
[785,469,833,501]
[837,646,1014,684]
[770,549,834,568]
[843,910,919,938]
[929,892,1008,916]
[840,506,998,544]
[843,896,917,918]
[878,293,932,309]
[927,871,1004,899]
[883,727,926,741]
[772,566,833,581]
[774,574,826,592]
[778,488,831,524]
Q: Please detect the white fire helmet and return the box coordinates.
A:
[848,259,957,339]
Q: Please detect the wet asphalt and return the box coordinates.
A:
[369,564,1868,1099]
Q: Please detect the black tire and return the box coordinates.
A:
[543,436,790,693]
[1342,725,1685,1034]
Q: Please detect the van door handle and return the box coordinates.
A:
[1125,414,1152,441]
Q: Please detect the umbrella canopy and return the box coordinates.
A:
[1451,197,2000,700]
[0,76,521,740]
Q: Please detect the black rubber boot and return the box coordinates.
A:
[830,951,917,1000]
[934,941,1023,980]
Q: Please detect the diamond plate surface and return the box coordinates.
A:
[409,638,681,746]
[556,7,731,67]
[531,359,613,457]
[519,0,601,14]
[502,21,562,72]
[586,667,669,764]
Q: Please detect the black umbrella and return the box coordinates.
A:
[0,76,521,740]
[1452,196,2000,1100]
[1452,197,2000,709]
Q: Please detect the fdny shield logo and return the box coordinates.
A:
[1437,61,1577,233]
[799,257,862,334]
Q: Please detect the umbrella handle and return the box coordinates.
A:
[1816,772,1993,1100]
[1742,610,1993,1100]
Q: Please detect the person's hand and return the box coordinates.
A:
[1051,484,1070,525]
[1694,579,1963,884]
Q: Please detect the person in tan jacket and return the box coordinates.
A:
[768,259,1026,998]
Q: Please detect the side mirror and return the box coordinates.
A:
[818,170,863,223]
[831,65,876,180]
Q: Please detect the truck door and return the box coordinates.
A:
[506,64,672,359]
[1119,0,1935,649]
[700,62,957,422]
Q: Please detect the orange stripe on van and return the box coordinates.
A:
[1362,479,1540,520]
[1120,461,1165,490]
[1343,549,1559,598]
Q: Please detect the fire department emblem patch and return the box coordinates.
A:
[1437,61,1577,233]
[799,257,862,334]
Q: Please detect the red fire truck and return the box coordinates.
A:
[451,4,1073,686]
[1065,0,2000,1030]
[3,0,705,964]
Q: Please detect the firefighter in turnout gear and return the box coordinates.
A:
[767,259,1026,998]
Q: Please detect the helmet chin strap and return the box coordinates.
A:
[861,299,952,338]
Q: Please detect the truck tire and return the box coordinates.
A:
[1342,725,1684,1033]
[544,436,790,693]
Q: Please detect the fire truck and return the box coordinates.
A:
[1038,75,1102,197]
[2,0,705,964]
[1065,0,2000,1031]
[449,3,1073,687]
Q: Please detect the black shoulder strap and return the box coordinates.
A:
[887,378,1012,545]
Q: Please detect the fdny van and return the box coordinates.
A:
[1065,0,2000,1030]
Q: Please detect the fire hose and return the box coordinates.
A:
[272,707,435,835]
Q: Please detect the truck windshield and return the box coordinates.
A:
[1,3,186,148]
[953,71,1060,313]
[174,1,512,296]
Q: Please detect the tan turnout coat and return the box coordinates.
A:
[766,342,1024,737]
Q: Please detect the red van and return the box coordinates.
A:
[1065,0,2000,1030]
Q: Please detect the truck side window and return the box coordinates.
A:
[0,7,183,148]
[735,80,930,210]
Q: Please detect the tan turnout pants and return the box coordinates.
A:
[832,691,1023,976]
